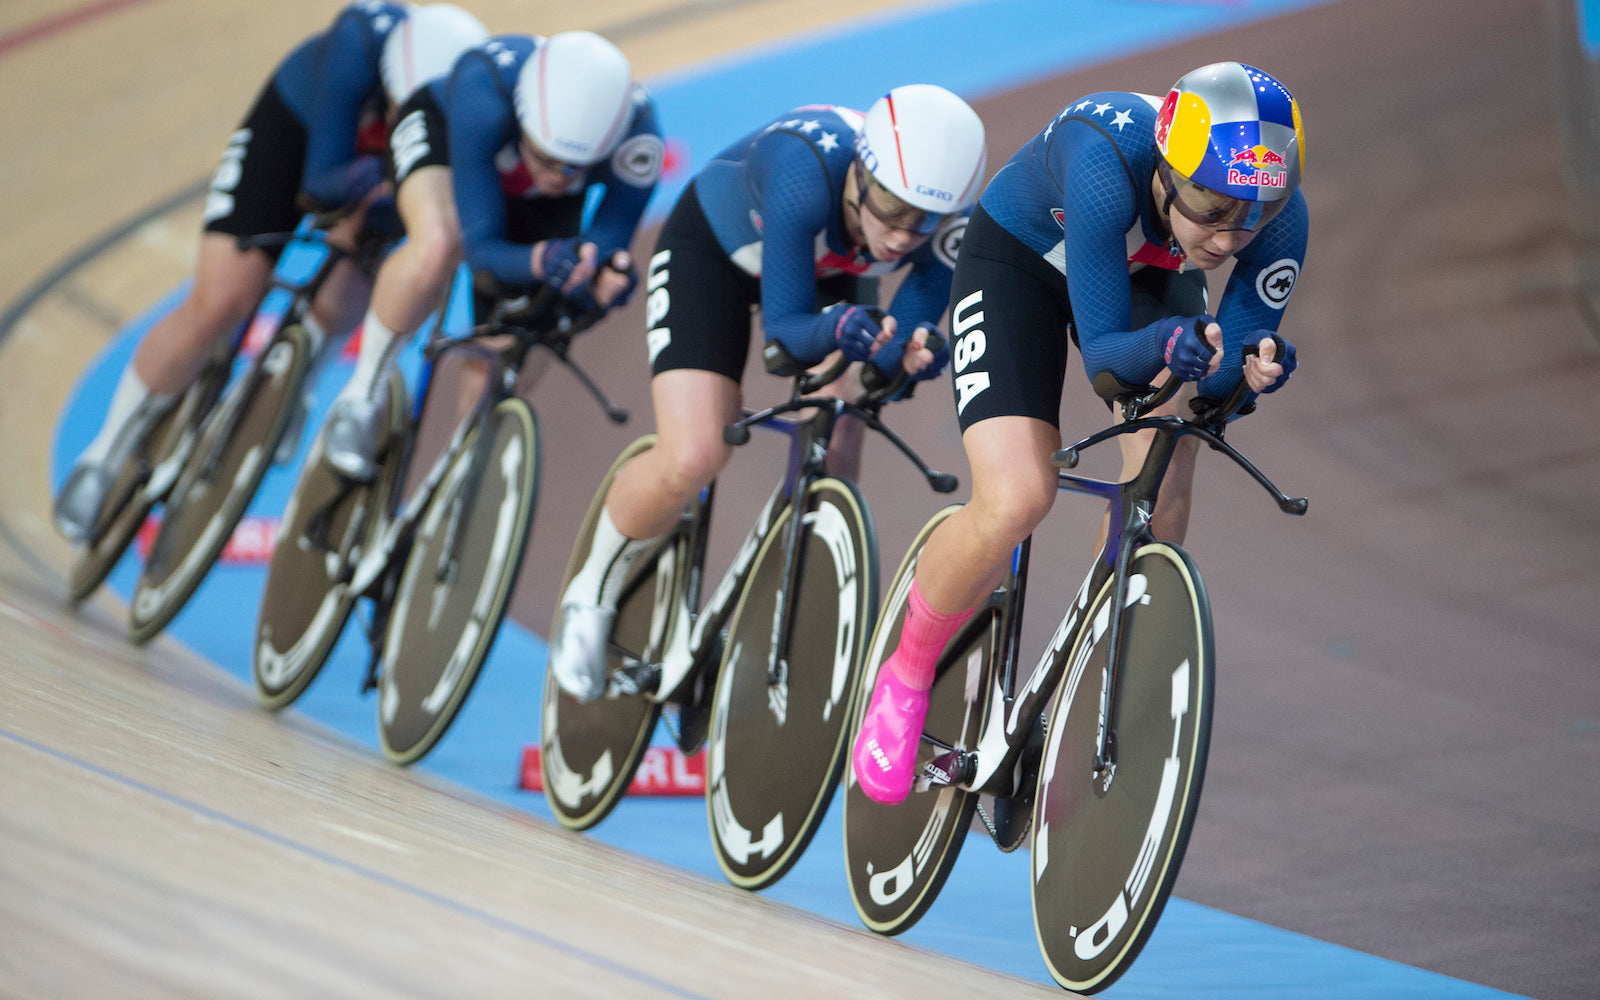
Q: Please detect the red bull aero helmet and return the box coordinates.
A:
[380,4,491,107]
[855,84,987,235]
[1154,62,1304,231]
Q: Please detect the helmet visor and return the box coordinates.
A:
[1159,159,1286,233]
[859,169,943,236]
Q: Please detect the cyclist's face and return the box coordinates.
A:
[520,138,587,195]
[848,165,936,262]
[1153,170,1260,270]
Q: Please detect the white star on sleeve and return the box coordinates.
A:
[800,120,820,133]
[818,131,839,153]
[1110,108,1134,131]
[496,48,516,67]
[1093,102,1113,116]
[1075,100,1092,112]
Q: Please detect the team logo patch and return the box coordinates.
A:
[934,216,967,270]
[1255,258,1299,310]
[612,134,664,188]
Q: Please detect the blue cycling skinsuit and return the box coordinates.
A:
[948,90,1309,429]
[646,105,967,382]
[204,1,409,244]
[434,35,664,290]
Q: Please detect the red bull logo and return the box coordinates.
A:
[1227,145,1289,191]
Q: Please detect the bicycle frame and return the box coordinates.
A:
[925,374,1307,802]
[611,407,830,707]
[609,367,955,710]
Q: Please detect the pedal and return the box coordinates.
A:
[919,748,977,791]
[607,660,661,699]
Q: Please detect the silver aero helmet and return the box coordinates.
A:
[379,4,491,107]
[1154,62,1304,231]
[855,84,987,235]
[514,31,635,166]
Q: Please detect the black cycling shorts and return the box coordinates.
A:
[388,86,450,186]
[201,81,307,249]
[947,203,1207,432]
[645,180,871,382]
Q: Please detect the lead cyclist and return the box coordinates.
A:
[852,62,1310,805]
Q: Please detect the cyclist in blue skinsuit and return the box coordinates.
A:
[547,84,989,701]
[52,2,467,541]
[319,29,663,480]
[852,62,1309,804]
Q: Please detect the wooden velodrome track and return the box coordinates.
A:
[2,0,1597,997]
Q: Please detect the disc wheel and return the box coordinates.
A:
[376,397,539,765]
[128,326,310,644]
[253,372,406,710]
[540,435,679,831]
[843,504,993,934]
[1031,542,1213,994]
[707,477,876,890]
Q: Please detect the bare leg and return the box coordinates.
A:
[132,233,276,393]
[607,368,743,540]
[915,414,1063,614]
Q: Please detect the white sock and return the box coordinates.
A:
[566,506,657,611]
[339,310,400,403]
[78,366,175,465]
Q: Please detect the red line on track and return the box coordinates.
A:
[0,0,156,60]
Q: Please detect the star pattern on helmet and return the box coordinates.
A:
[799,120,820,133]
[817,131,839,153]
[493,46,515,67]
[1110,109,1134,131]
[1092,102,1113,116]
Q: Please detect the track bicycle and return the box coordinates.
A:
[252,279,627,765]
[842,342,1307,993]
[67,221,390,614]
[540,346,954,892]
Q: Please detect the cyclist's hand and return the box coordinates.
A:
[593,250,638,310]
[1242,331,1297,393]
[828,304,893,363]
[886,321,949,381]
[532,238,599,296]
[1162,314,1223,382]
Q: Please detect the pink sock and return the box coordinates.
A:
[885,578,976,691]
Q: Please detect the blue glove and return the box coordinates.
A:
[1161,314,1217,382]
[1250,331,1298,393]
[538,237,588,293]
[828,304,885,364]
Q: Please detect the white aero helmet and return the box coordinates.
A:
[380,4,490,107]
[514,31,634,166]
[855,84,987,233]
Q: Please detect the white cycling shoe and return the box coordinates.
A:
[322,395,386,482]
[52,463,115,544]
[548,599,616,701]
